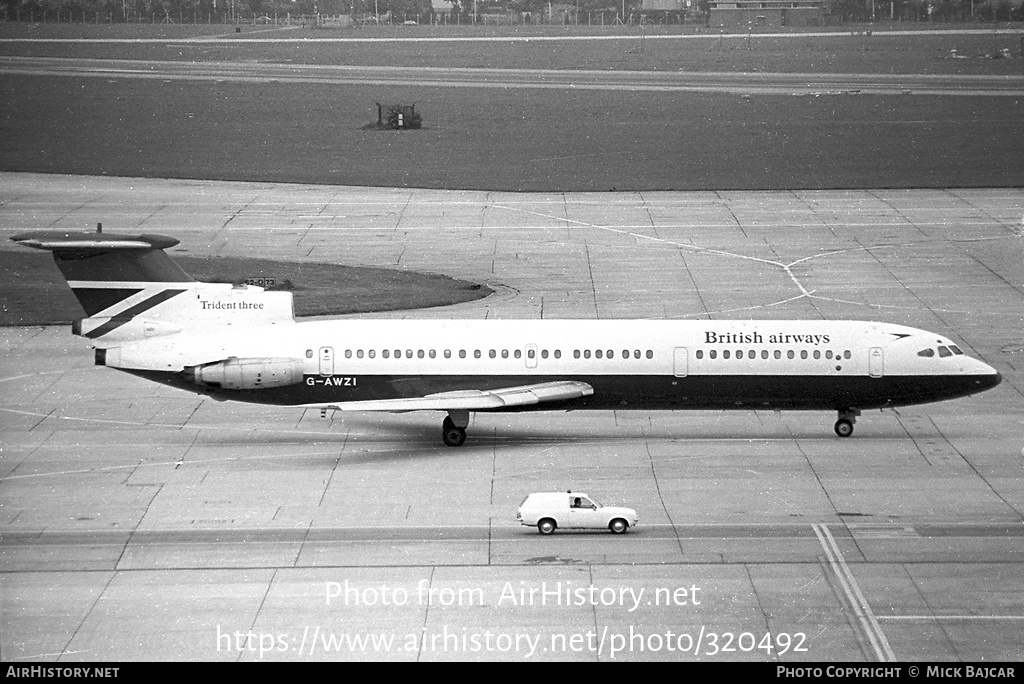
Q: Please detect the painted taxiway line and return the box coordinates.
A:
[814,523,897,663]
[3,56,1022,95]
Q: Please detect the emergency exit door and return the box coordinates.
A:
[319,347,334,375]
[673,347,688,377]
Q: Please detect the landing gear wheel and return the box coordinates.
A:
[610,519,628,534]
[834,418,854,438]
[442,416,467,447]
[538,519,556,535]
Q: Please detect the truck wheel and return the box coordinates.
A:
[610,519,628,534]
[538,519,556,535]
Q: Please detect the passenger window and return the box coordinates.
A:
[825,350,833,360]
[761,350,768,359]
[584,350,591,359]
[345,350,352,359]
[623,349,630,359]
[357,350,364,359]
[429,350,436,359]
[444,350,451,359]
[554,350,561,359]
[369,350,376,359]
[938,346,952,358]
[395,349,401,358]
[787,350,795,359]
[607,350,614,359]
[749,349,755,358]
[459,350,466,359]
[844,350,851,359]
[710,350,717,359]
[696,350,704,359]
[405,350,412,358]
[723,350,731,359]
[596,350,603,359]
[502,350,509,359]
[774,350,781,359]
[515,350,522,359]
[306,349,313,359]
[418,350,425,359]
[646,350,653,359]
[574,350,581,359]
[814,350,821,360]
[800,350,807,360]
[736,350,743,359]
[383,350,390,359]
[528,349,535,359]
[474,350,482,359]
[541,350,548,359]
[489,350,496,359]
[634,350,641,359]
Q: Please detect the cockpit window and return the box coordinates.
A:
[938,346,953,358]
[949,345,963,355]
[917,349,935,357]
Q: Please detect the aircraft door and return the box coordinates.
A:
[869,347,884,378]
[673,347,688,377]
[319,346,334,376]
[526,344,538,369]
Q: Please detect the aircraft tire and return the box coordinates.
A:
[442,422,467,447]
[834,419,854,438]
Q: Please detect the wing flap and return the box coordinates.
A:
[301,380,593,413]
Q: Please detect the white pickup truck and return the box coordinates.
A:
[517,491,638,535]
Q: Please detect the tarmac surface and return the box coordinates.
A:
[1,172,1022,661]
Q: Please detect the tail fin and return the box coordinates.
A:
[11,228,294,344]
[12,228,193,316]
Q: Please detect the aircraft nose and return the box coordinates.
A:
[974,367,1001,392]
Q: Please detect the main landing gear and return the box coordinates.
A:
[442,410,469,447]
[834,409,861,438]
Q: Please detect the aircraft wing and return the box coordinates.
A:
[300,380,594,413]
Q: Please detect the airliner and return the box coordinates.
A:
[11,228,1002,447]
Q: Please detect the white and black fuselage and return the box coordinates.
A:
[13,230,1002,446]
[108,317,1000,427]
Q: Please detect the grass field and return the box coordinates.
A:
[2,74,1021,191]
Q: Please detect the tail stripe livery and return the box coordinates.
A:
[80,289,188,339]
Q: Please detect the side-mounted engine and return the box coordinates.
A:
[185,358,305,390]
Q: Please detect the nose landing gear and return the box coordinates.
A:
[834,409,860,437]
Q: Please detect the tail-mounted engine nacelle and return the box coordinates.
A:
[185,358,305,390]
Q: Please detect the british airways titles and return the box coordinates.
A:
[705,331,832,346]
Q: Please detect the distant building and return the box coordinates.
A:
[432,0,455,13]
[642,0,692,9]
[708,0,824,27]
